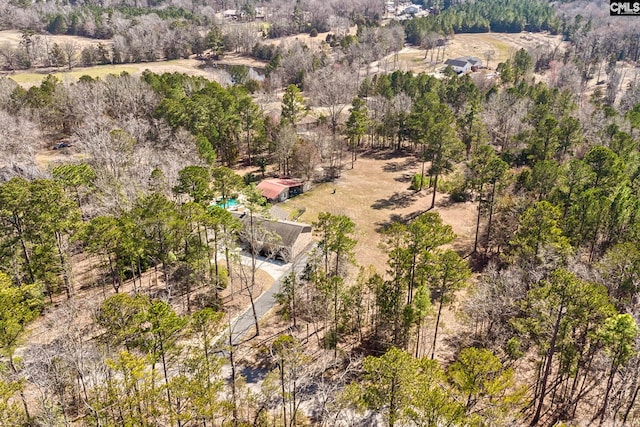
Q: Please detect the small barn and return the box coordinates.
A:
[257,178,310,203]
[233,213,313,262]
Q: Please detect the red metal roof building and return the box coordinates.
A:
[256,178,309,203]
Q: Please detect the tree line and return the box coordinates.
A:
[404,0,561,44]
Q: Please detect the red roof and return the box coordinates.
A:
[257,180,287,200]
[257,178,304,200]
[273,178,303,187]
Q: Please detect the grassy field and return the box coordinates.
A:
[388,31,566,74]
[3,54,272,87]
[0,29,109,49]
[271,151,477,359]
[4,59,219,87]
[277,151,477,269]
[7,65,139,84]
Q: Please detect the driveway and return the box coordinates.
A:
[216,249,311,347]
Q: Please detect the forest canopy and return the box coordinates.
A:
[1,0,640,425]
[405,0,561,43]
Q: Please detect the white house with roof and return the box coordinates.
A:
[444,56,483,73]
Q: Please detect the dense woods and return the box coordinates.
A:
[2,0,640,425]
[405,0,561,42]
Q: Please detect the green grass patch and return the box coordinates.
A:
[457,33,516,61]
[9,65,140,86]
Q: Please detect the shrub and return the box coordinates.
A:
[410,173,424,191]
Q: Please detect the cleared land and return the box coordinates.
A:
[2,57,254,87]
[2,28,568,87]
[390,31,566,74]
[256,151,477,361]
[0,29,270,87]
[278,151,477,269]
[0,29,109,49]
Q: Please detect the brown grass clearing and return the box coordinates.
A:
[386,31,567,75]
[5,58,228,88]
[264,25,357,51]
[35,147,90,169]
[279,151,477,269]
[0,30,110,50]
[270,150,477,359]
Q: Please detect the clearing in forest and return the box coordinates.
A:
[390,32,566,74]
[278,151,477,269]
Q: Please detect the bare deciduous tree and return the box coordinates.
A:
[305,66,358,178]
[60,41,78,71]
[482,91,530,151]
[275,123,298,176]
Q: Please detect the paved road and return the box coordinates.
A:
[217,251,310,347]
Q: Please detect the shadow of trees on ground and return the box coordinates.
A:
[374,210,425,233]
[395,173,414,183]
[360,148,414,161]
[382,157,420,173]
[240,365,269,384]
[371,191,420,210]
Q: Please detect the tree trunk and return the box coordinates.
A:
[431,296,444,360]
[408,250,417,305]
[334,278,338,359]
[598,359,618,426]
[229,329,239,427]
[415,320,421,358]
[292,273,297,328]
[392,262,402,346]
[280,360,287,427]
[473,186,484,253]
[291,376,298,427]
[484,182,497,254]
[531,302,565,426]
[623,383,640,425]
[9,355,30,420]
[389,377,398,427]
[15,215,35,283]
[246,124,252,166]
[249,212,260,337]
[108,255,119,293]
[55,230,72,298]
[160,341,172,414]
[430,175,439,210]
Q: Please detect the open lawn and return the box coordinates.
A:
[388,31,566,74]
[4,58,226,87]
[0,29,109,49]
[267,150,478,360]
[4,54,269,87]
[278,150,477,269]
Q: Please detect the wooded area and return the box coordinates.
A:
[1,0,640,425]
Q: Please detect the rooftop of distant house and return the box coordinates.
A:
[445,56,483,66]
